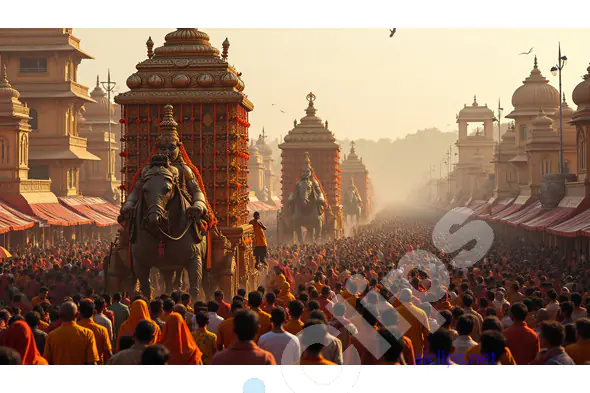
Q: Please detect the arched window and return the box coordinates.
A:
[520,125,528,141]
[0,138,8,165]
[29,108,38,131]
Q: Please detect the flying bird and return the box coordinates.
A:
[272,104,276,106]
[389,28,397,37]
[280,110,285,113]
[519,47,534,55]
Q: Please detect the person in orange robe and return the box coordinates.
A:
[216,301,244,351]
[565,318,590,364]
[284,300,305,335]
[158,313,202,365]
[116,299,160,351]
[0,320,48,365]
[277,281,296,306]
[78,300,112,364]
[395,288,430,357]
[43,302,99,365]
[248,291,272,341]
[31,287,51,308]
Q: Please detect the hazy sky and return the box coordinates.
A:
[76,29,590,142]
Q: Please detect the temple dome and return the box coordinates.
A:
[0,65,20,100]
[532,109,553,128]
[153,28,220,58]
[510,57,559,116]
[572,64,590,111]
[501,123,516,142]
[85,76,114,120]
[457,96,494,119]
[283,93,336,144]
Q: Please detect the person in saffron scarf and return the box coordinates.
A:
[277,281,296,305]
[116,299,160,351]
[0,320,48,365]
[270,266,287,292]
[158,313,202,365]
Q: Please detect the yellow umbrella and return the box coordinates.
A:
[0,246,11,259]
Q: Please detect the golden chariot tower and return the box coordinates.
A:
[341,141,371,221]
[279,93,343,241]
[115,28,257,294]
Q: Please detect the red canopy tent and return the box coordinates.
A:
[58,197,119,227]
[520,207,575,231]
[28,203,92,226]
[502,201,543,227]
[547,208,590,237]
[0,201,37,235]
[488,202,524,222]
[478,197,515,219]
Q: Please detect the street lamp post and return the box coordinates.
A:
[550,43,567,174]
[101,70,116,184]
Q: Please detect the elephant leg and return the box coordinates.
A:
[295,225,303,244]
[161,269,174,294]
[172,270,180,290]
[135,261,152,300]
[187,250,203,301]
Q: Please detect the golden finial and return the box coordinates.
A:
[146,36,154,59]
[563,92,567,103]
[533,55,538,69]
[96,75,100,87]
[222,37,230,61]
[293,119,297,127]
[473,95,478,106]
[0,64,11,88]
[306,92,316,103]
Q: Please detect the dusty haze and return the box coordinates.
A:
[74,28,590,203]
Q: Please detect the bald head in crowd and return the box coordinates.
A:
[59,302,78,322]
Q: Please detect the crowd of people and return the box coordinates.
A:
[1,207,590,365]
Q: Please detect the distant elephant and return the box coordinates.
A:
[290,178,325,244]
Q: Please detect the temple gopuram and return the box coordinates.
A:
[115,28,257,294]
[341,141,371,221]
[279,93,343,241]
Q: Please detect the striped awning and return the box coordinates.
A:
[29,203,92,226]
[58,197,119,227]
[0,201,37,234]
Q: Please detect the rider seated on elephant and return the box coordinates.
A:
[288,155,326,214]
[249,212,268,270]
[120,105,212,228]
